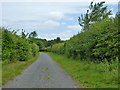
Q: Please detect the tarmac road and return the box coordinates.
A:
[3,53,78,88]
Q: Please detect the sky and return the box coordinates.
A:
[1,0,119,40]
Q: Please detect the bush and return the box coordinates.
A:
[46,43,65,54]
[31,43,39,56]
[2,28,15,62]
[15,37,32,61]
[47,17,118,63]
[2,27,39,64]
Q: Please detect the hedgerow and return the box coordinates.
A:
[31,43,39,56]
[47,16,118,63]
[1,27,39,65]
[47,1,119,63]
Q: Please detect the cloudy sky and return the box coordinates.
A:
[1,0,119,40]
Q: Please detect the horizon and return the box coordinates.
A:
[1,0,118,40]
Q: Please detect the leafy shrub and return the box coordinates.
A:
[2,27,39,64]
[47,16,118,63]
[15,37,32,61]
[31,43,39,56]
[47,43,65,54]
[2,28,15,62]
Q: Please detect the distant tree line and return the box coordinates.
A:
[30,36,64,51]
[1,26,64,65]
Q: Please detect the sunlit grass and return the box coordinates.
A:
[47,52,118,88]
[2,53,40,85]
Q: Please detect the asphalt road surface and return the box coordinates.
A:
[3,53,78,88]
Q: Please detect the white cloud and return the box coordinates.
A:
[94,0,119,4]
[1,1,118,40]
[49,11,64,20]
[65,17,74,21]
[80,8,89,13]
[67,25,81,31]
[43,20,60,28]
[2,2,83,29]
[38,30,73,40]
[2,0,119,4]
[2,19,60,30]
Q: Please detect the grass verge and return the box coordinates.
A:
[2,53,40,85]
[0,61,2,87]
[47,52,118,88]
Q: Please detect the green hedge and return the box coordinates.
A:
[47,17,118,62]
[1,27,39,64]
[31,43,39,56]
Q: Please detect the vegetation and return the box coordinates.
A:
[47,52,118,88]
[78,1,112,31]
[47,43,65,54]
[1,27,40,86]
[1,27,64,86]
[46,16,118,62]
[1,1,119,88]
[0,61,1,87]
[28,32,64,51]
[45,37,64,47]
[0,28,1,87]
[2,27,39,64]
[47,1,118,63]
[46,1,119,88]
[65,17,118,62]
[2,53,40,85]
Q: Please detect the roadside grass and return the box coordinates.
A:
[0,61,2,87]
[47,52,118,88]
[2,53,40,85]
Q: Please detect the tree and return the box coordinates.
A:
[29,31,38,38]
[56,37,61,42]
[28,31,38,43]
[78,1,112,31]
[21,29,29,39]
[36,41,44,51]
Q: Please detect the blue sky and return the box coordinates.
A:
[1,0,118,40]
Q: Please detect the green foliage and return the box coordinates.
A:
[47,52,118,88]
[21,29,29,39]
[2,28,15,62]
[37,41,45,51]
[31,43,39,56]
[46,37,64,47]
[47,43,65,54]
[78,1,112,31]
[15,37,32,61]
[29,31,38,38]
[0,28,1,61]
[2,27,39,64]
[29,38,45,51]
[48,1,117,62]
[46,1,118,65]
[47,16,118,63]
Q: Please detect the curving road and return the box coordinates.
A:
[3,53,78,88]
